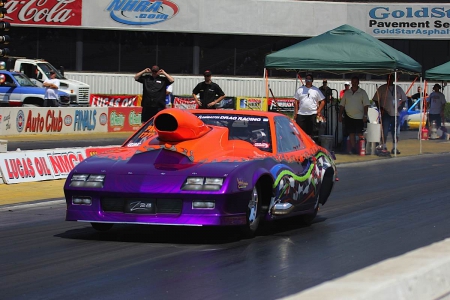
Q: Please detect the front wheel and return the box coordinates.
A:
[241,185,262,238]
[91,222,114,232]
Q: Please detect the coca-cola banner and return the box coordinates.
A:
[90,94,141,107]
[107,107,142,132]
[268,98,295,112]
[5,0,82,26]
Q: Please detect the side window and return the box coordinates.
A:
[20,63,34,78]
[274,116,305,153]
[0,74,14,86]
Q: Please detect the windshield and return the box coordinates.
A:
[12,73,36,87]
[37,63,66,79]
[124,113,273,153]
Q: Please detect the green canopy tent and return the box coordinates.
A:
[425,61,450,81]
[264,24,421,75]
[264,24,422,156]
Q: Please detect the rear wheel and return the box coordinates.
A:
[91,223,114,232]
[241,184,262,238]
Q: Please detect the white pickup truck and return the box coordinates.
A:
[3,57,90,107]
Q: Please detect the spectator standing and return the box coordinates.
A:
[293,74,326,137]
[372,75,408,154]
[134,65,174,123]
[338,76,370,154]
[407,86,426,109]
[192,70,226,109]
[339,82,350,99]
[165,84,173,108]
[319,79,333,103]
[43,70,60,107]
[427,83,447,127]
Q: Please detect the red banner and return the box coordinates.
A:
[5,0,82,26]
[268,98,295,112]
[173,97,198,110]
[90,94,141,107]
[108,107,142,132]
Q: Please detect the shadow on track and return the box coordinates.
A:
[55,215,328,244]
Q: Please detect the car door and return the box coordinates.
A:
[273,116,316,212]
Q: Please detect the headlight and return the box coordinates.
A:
[72,197,92,206]
[192,200,215,209]
[70,174,105,188]
[182,177,223,191]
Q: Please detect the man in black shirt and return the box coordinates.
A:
[135,65,174,123]
[192,70,225,109]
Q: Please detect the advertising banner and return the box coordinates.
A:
[0,108,108,136]
[108,107,142,132]
[173,97,198,110]
[236,97,268,111]
[78,1,450,40]
[0,148,86,184]
[5,0,82,26]
[90,94,141,107]
[268,98,295,112]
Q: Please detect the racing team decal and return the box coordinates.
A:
[106,0,179,25]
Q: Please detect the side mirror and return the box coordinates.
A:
[59,66,65,76]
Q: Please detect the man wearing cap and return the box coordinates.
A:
[338,76,370,154]
[319,79,332,103]
[192,70,225,109]
[427,83,447,127]
[43,70,60,107]
[134,65,174,123]
[339,82,350,99]
[293,73,326,137]
[372,74,408,154]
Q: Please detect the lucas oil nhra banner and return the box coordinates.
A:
[0,146,118,184]
[0,148,87,184]
[90,94,142,107]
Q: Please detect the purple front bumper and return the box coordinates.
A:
[65,193,250,227]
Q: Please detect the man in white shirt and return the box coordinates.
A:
[372,75,408,155]
[293,74,325,137]
[427,83,447,127]
[43,70,60,107]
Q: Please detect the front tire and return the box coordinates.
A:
[91,222,114,232]
[241,184,262,238]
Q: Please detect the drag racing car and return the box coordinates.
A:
[64,109,337,236]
